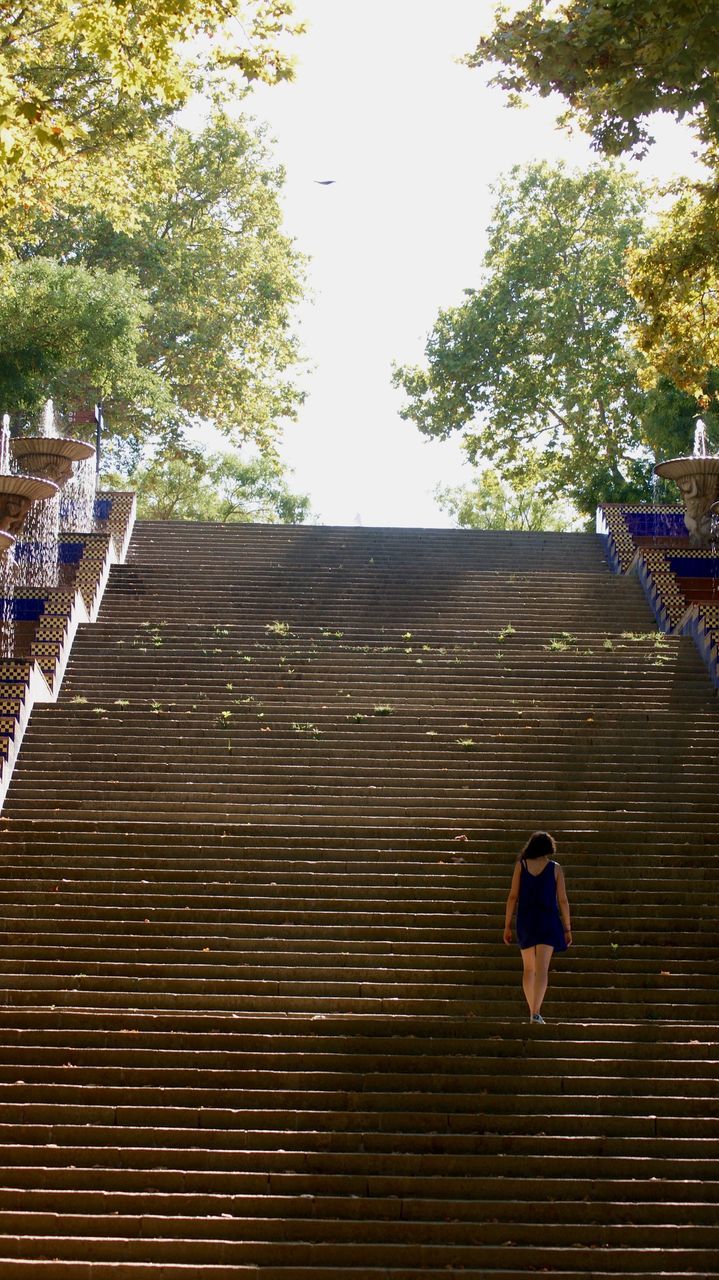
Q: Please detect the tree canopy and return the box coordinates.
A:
[18,111,306,453]
[0,1,304,244]
[394,162,661,517]
[627,164,719,395]
[468,1,719,158]
[468,1,719,395]
[0,256,168,424]
[110,448,310,524]
[436,459,581,532]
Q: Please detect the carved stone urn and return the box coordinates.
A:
[653,457,719,547]
[10,438,95,488]
[0,476,60,537]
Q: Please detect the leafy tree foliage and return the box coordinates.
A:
[106,448,310,523]
[0,1,304,243]
[468,1,719,158]
[627,168,719,394]
[394,162,657,517]
[469,1,719,394]
[437,461,581,532]
[20,112,306,451]
[0,257,168,423]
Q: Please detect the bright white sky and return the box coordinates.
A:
[242,0,698,528]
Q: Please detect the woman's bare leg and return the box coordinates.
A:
[532,944,554,1017]
[520,948,535,1017]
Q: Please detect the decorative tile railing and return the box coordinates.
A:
[597,501,719,686]
[0,490,136,810]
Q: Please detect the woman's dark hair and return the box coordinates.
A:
[519,831,556,861]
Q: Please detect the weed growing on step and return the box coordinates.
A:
[373,704,394,715]
[92,707,107,714]
[266,620,291,638]
[150,700,163,714]
[620,631,668,646]
[426,729,438,737]
[348,712,367,722]
[114,699,129,707]
[213,626,229,637]
[291,721,321,735]
[457,737,476,750]
[321,629,343,638]
[140,620,166,648]
[239,655,253,663]
[603,639,614,650]
[217,710,232,725]
[497,624,516,643]
[402,631,412,641]
[545,632,576,652]
[71,695,88,704]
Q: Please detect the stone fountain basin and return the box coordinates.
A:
[654,457,719,485]
[11,437,95,463]
[0,475,59,502]
[11,437,95,489]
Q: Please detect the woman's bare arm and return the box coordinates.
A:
[556,864,572,946]
[504,862,521,944]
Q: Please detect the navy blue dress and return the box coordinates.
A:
[516,859,567,952]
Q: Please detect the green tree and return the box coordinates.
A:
[0,257,169,424]
[437,463,581,532]
[24,112,306,453]
[0,1,304,244]
[107,448,310,523]
[469,1,719,395]
[468,1,719,158]
[393,162,657,518]
[626,172,719,395]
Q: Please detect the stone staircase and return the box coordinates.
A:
[0,521,717,1277]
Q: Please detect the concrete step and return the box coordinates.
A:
[1,520,718,1277]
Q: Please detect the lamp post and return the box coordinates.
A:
[94,403,104,478]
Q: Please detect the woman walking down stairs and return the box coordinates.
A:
[0,522,716,1278]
